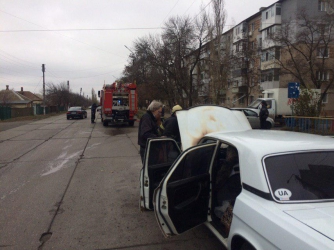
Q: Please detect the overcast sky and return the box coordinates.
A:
[0,0,277,98]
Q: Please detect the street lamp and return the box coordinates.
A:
[124,45,134,54]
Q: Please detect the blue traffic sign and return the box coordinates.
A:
[288,82,300,98]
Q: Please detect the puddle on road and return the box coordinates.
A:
[104,127,126,136]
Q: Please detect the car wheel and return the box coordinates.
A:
[81,115,84,119]
[266,121,272,129]
[67,117,69,120]
[240,241,256,250]
[103,120,108,127]
[129,121,134,126]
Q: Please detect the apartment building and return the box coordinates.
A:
[193,0,334,115]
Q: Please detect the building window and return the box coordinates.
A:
[249,96,254,104]
[317,71,329,81]
[276,5,281,15]
[322,93,328,103]
[318,0,328,11]
[266,11,269,19]
[318,47,329,57]
[251,23,255,31]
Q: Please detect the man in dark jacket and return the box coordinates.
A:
[138,100,163,162]
[163,105,182,144]
[91,103,97,123]
[259,100,269,129]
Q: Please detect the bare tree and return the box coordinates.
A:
[91,88,98,104]
[206,0,228,104]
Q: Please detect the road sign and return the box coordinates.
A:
[288,82,300,98]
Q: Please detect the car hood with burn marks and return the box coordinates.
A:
[284,206,334,241]
[176,106,251,150]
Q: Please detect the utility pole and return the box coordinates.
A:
[42,64,45,115]
[80,88,82,96]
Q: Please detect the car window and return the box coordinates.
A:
[243,110,257,117]
[147,140,180,166]
[265,151,334,202]
[168,144,216,182]
[68,107,80,111]
[266,100,272,109]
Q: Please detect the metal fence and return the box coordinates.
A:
[285,116,334,135]
[0,106,11,120]
[0,105,66,120]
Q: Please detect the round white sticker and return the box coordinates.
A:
[274,189,292,200]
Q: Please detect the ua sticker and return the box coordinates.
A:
[274,189,292,200]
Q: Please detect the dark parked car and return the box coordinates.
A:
[66,107,87,119]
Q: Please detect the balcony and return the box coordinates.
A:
[232,68,248,78]
[232,86,248,94]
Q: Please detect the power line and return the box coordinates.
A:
[0,9,126,59]
[160,0,181,26]
[0,27,163,32]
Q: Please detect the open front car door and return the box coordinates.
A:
[140,138,181,211]
[153,142,217,237]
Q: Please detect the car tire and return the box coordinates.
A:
[67,117,69,120]
[240,241,256,250]
[103,120,108,127]
[81,115,84,119]
[129,121,134,126]
[266,121,272,129]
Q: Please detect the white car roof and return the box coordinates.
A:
[206,130,334,193]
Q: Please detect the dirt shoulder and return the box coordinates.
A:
[0,113,65,132]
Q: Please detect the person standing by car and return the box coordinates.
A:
[138,100,163,162]
[259,100,269,129]
[91,103,97,124]
[163,105,182,145]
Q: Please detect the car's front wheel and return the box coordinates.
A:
[266,121,272,129]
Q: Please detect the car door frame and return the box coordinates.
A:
[140,138,181,211]
[153,141,219,237]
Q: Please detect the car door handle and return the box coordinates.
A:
[174,183,202,210]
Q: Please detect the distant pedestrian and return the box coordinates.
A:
[259,101,269,129]
[91,103,97,123]
[163,105,182,144]
[138,100,163,162]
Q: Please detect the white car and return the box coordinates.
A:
[140,106,334,250]
[231,108,275,129]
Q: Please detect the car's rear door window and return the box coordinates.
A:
[265,151,334,202]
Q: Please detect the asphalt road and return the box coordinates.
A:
[0,113,223,250]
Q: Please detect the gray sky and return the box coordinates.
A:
[0,0,277,98]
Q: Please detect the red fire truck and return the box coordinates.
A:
[98,82,138,126]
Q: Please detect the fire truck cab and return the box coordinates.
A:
[98,82,138,126]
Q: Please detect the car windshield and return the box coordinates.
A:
[248,99,262,109]
[68,107,81,111]
[265,151,334,202]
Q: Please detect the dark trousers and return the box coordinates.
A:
[91,112,96,123]
[260,119,267,129]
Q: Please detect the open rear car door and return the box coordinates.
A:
[153,142,217,236]
[140,138,181,211]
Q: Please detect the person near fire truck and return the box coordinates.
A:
[91,103,97,123]
[138,100,163,163]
